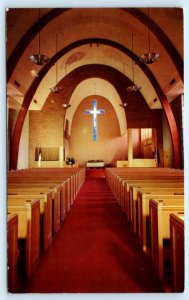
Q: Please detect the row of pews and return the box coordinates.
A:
[105,167,184,292]
[7,167,86,292]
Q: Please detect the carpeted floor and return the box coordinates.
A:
[22,169,164,293]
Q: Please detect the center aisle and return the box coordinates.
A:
[24,169,164,293]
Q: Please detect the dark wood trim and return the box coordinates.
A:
[10,38,181,169]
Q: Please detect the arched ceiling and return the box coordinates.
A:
[7,7,184,111]
[65,78,127,136]
[7,7,183,170]
[30,44,159,110]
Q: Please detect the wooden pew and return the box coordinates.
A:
[7,167,86,289]
[120,177,182,211]
[109,173,183,212]
[105,168,183,196]
[149,198,184,280]
[8,167,86,223]
[8,167,87,213]
[170,213,184,292]
[137,192,184,253]
[7,213,18,292]
[124,180,183,222]
[8,172,72,218]
[8,167,84,206]
[8,176,72,210]
[8,183,61,235]
[8,166,86,215]
[106,168,183,201]
[8,192,52,251]
[8,167,86,233]
[129,184,184,233]
[8,199,40,279]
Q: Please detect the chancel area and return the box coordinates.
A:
[7,8,184,293]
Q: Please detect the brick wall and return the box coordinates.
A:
[29,110,64,167]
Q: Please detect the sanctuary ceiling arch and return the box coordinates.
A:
[7,8,183,169]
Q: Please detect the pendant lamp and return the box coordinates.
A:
[29,9,50,65]
[139,8,160,64]
[50,34,63,93]
[126,33,140,92]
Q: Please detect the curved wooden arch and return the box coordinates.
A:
[44,64,161,138]
[10,38,181,170]
[7,8,183,81]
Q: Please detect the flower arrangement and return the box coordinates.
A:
[66,157,75,165]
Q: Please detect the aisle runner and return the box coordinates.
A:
[24,170,164,293]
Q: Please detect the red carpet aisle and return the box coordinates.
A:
[23,170,164,293]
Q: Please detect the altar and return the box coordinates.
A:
[86,160,105,168]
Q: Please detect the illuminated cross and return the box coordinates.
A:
[85,100,105,141]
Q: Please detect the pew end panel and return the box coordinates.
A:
[130,184,184,235]
[137,192,184,254]
[149,199,184,281]
[8,192,53,252]
[8,199,40,279]
[170,213,184,292]
[7,213,18,293]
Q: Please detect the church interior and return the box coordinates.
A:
[6,7,184,294]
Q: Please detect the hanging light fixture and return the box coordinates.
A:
[50,34,63,93]
[139,8,160,64]
[29,9,50,65]
[126,33,140,92]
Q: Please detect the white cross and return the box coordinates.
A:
[85,100,105,141]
